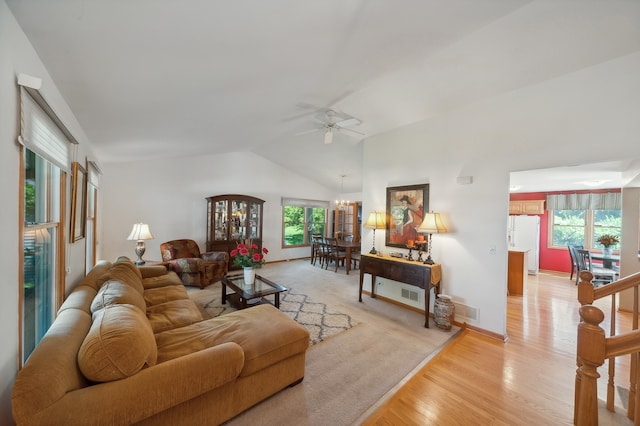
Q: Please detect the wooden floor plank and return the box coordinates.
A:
[362,271,634,425]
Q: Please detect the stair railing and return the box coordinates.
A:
[575,270,640,425]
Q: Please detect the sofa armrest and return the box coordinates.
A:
[138,265,168,278]
[33,342,244,425]
[201,251,229,263]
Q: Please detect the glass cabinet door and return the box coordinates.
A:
[215,200,228,240]
[231,200,247,240]
[249,201,261,239]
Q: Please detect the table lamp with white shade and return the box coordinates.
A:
[364,211,386,254]
[417,212,447,264]
[127,223,154,265]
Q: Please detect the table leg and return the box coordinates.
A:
[424,286,430,328]
[221,281,227,304]
[345,247,352,275]
[275,292,280,309]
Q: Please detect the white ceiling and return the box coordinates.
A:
[6,0,640,193]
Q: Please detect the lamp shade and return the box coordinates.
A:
[127,223,154,241]
[417,213,447,234]
[364,211,386,230]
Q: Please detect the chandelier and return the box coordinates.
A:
[335,174,349,209]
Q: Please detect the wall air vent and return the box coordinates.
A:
[401,288,419,302]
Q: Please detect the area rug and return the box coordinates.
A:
[188,283,356,345]
[188,260,459,426]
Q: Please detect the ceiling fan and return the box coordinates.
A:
[296,109,364,144]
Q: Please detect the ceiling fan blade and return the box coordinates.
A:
[335,117,361,128]
[337,126,365,136]
[294,128,322,136]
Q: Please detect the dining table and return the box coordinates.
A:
[335,240,361,275]
[310,239,361,275]
[589,252,620,269]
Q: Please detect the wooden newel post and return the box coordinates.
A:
[575,305,606,426]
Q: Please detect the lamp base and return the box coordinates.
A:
[369,247,377,254]
[135,241,146,265]
[423,255,435,265]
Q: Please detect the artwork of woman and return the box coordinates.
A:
[399,195,415,235]
[389,193,423,244]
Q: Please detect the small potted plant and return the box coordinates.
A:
[597,234,619,256]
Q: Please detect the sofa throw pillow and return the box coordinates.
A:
[91,280,146,314]
[78,304,157,382]
[95,262,144,294]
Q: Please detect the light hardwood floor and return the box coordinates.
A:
[362,270,634,425]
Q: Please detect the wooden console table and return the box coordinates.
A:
[359,253,442,328]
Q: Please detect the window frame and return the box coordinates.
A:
[282,204,328,248]
[548,208,621,252]
[20,148,66,366]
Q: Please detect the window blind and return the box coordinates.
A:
[546,192,621,210]
[281,197,330,209]
[18,85,76,173]
[88,160,102,188]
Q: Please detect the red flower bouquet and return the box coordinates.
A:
[230,240,269,268]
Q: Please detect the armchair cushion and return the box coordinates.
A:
[160,239,229,288]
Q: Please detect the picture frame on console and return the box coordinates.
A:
[385,183,429,249]
[70,161,87,242]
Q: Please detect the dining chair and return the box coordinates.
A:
[567,244,583,281]
[311,235,323,266]
[325,237,347,272]
[575,248,616,286]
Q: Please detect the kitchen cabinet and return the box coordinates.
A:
[508,249,529,296]
[509,200,545,215]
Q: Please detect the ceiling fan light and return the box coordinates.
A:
[324,128,333,144]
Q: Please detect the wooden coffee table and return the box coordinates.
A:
[221,273,288,309]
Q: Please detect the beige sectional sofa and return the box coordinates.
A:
[12,257,310,425]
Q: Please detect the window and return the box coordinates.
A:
[281,198,329,247]
[547,192,622,250]
[18,80,74,364]
[550,208,621,250]
[22,149,63,363]
[85,162,101,273]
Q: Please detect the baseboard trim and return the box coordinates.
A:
[465,323,508,342]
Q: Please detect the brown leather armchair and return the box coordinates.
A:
[160,239,229,289]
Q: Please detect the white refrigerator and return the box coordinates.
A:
[508,215,540,275]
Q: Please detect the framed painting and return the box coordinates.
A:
[70,161,87,242]
[385,184,429,248]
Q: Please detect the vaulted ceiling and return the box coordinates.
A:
[7,1,640,193]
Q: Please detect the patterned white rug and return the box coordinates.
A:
[188,282,356,345]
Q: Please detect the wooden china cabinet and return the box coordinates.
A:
[206,194,264,270]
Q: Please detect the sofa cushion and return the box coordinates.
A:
[155,304,309,376]
[96,261,144,294]
[91,280,147,313]
[78,304,157,382]
[146,299,204,333]
[143,285,189,306]
[142,270,183,290]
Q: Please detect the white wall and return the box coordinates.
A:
[362,52,640,336]
[0,2,98,422]
[101,151,336,264]
[619,187,640,311]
